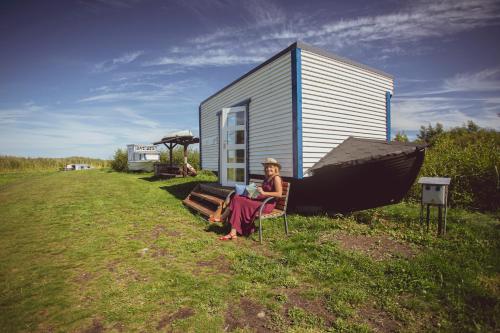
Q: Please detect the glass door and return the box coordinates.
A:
[220,106,246,186]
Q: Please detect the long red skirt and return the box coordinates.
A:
[228,195,275,236]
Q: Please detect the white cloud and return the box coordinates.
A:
[93,50,144,73]
[0,104,193,158]
[242,0,286,27]
[393,65,500,132]
[443,67,500,92]
[295,0,500,49]
[142,0,500,71]
[78,80,201,103]
[392,97,500,131]
[146,49,266,67]
[397,67,500,97]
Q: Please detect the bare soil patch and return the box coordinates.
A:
[152,225,181,239]
[111,322,126,332]
[74,271,93,284]
[193,255,232,276]
[151,225,167,239]
[81,319,104,333]
[326,232,416,260]
[166,230,181,237]
[283,289,335,327]
[156,307,195,331]
[224,297,271,332]
[106,259,120,273]
[150,244,172,258]
[124,268,149,282]
[357,303,401,333]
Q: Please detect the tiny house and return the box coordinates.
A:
[127,144,160,172]
[198,41,425,212]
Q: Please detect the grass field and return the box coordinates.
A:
[0,170,498,332]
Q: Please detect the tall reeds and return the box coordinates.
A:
[0,156,110,172]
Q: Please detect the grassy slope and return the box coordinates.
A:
[0,170,498,332]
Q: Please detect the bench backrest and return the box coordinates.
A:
[250,178,290,212]
[276,181,290,212]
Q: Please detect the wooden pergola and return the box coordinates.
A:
[153,133,199,177]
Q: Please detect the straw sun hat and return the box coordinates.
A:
[261,157,281,169]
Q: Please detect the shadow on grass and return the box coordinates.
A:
[159,180,214,200]
[205,223,230,235]
[139,176,164,182]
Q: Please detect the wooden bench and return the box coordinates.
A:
[254,180,291,243]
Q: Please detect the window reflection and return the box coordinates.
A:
[227,111,245,127]
[227,130,245,144]
[227,149,245,163]
[227,168,245,182]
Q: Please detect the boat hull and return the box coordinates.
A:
[288,149,425,213]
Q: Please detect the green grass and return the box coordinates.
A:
[0,170,498,332]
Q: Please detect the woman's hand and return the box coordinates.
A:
[257,186,265,195]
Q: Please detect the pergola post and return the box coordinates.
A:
[169,143,173,167]
[183,144,188,177]
[163,143,177,168]
[154,134,199,178]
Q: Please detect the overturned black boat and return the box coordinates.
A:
[289,137,426,213]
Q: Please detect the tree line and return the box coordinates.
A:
[396,121,499,211]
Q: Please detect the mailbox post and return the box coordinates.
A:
[418,177,451,236]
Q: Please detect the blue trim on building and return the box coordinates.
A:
[291,47,303,179]
[296,48,303,179]
[198,105,202,169]
[386,91,392,142]
[291,49,298,178]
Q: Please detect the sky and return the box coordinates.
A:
[1,0,499,159]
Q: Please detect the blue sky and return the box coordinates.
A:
[1,0,499,159]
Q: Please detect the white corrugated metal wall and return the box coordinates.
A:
[301,50,394,176]
[200,51,294,177]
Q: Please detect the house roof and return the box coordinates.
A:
[153,133,199,146]
[309,137,425,172]
[200,41,393,106]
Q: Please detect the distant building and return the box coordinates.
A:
[127,144,160,171]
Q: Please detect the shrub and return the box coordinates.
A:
[407,123,499,211]
[110,149,128,172]
[393,131,409,143]
[159,147,200,170]
[417,122,444,145]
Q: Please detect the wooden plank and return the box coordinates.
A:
[199,183,233,198]
[182,198,214,217]
[190,191,224,205]
[259,209,284,218]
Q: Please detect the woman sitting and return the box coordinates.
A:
[214,158,283,240]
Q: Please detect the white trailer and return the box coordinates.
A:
[127,144,160,172]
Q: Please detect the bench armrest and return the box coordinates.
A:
[224,190,235,206]
[258,197,275,218]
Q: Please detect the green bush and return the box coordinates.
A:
[407,124,499,211]
[159,147,200,170]
[110,149,128,172]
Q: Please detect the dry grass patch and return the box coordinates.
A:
[323,231,417,260]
